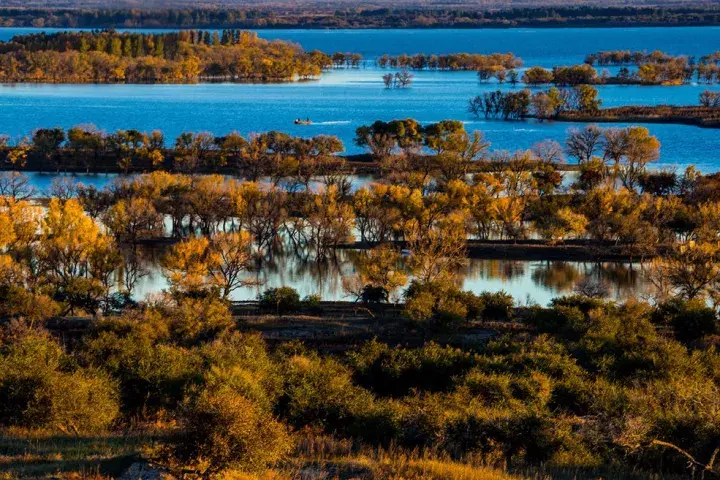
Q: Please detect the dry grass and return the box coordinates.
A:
[0,428,520,480]
[0,429,681,479]
[0,427,157,479]
[273,435,521,480]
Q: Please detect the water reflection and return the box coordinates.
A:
[15,171,377,197]
[129,245,651,306]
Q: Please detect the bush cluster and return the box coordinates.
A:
[1,289,718,477]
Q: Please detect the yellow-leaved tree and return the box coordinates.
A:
[38,198,119,315]
[161,236,218,296]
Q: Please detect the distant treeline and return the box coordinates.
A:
[469,86,720,128]
[0,30,354,83]
[522,52,720,86]
[2,6,720,28]
[376,52,522,72]
[0,127,349,177]
[375,50,720,86]
[583,50,720,84]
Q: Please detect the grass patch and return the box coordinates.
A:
[0,428,157,479]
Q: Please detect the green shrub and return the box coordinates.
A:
[167,295,234,345]
[456,290,486,320]
[529,305,588,339]
[0,323,119,433]
[479,291,514,320]
[434,297,468,329]
[551,295,607,314]
[170,388,291,475]
[462,370,552,409]
[403,290,435,324]
[349,341,478,397]
[302,293,323,314]
[83,329,200,415]
[444,409,557,463]
[280,354,375,433]
[652,298,717,342]
[548,374,596,416]
[403,281,486,328]
[361,284,388,303]
[0,285,60,322]
[199,332,283,412]
[258,287,301,315]
[397,393,452,449]
[49,369,119,434]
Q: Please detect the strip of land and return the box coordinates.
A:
[552,106,720,129]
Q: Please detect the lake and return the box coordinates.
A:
[1,27,720,169]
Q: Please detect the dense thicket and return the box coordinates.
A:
[0,290,718,477]
[0,30,345,83]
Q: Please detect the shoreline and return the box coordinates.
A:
[0,157,582,176]
[526,106,720,129]
[334,239,660,262]
[83,237,659,262]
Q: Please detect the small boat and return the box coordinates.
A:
[294,118,312,125]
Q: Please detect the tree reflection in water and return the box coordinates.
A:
[127,244,652,303]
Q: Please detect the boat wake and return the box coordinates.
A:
[311,120,352,125]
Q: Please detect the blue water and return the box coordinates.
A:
[2,26,720,65]
[1,26,720,169]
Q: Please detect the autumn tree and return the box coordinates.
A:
[666,242,720,300]
[406,210,468,284]
[37,198,119,314]
[67,124,105,172]
[32,128,65,171]
[343,244,408,302]
[305,186,355,261]
[566,124,603,164]
[161,236,218,296]
[208,231,255,300]
[616,127,661,190]
[103,197,164,246]
[534,205,588,244]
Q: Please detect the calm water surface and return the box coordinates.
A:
[131,247,651,306]
[1,27,720,169]
[18,171,376,195]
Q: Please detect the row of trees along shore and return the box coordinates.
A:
[522,51,720,86]
[0,116,659,175]
[0,30,361,83]
[375,50,720,86]
[376,52,522,73]
[469,85,720,127]
[0,127,348,174]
